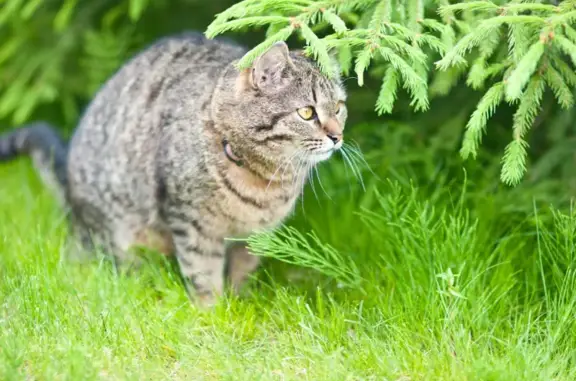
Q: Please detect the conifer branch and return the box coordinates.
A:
[504,41,545,101]
[376,67,399,115]
[206,0,439,113]
[460,82,505,160]
[438,0,576,185]
[2,0,575,186]
[205,0,576,185]
[501,75,544,185]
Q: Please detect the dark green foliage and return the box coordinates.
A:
[1,0,575,185]
[206,0,576,185]
[0,0,244,130]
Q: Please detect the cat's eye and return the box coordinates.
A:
[335,101,345,114]
[297,106,316,121]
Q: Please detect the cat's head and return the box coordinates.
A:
[214,42,347,167]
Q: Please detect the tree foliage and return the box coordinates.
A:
[206,0,576,185]
[1,0,575,185]
[0,0,238,129]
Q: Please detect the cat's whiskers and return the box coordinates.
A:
[297,139,334,201]
[340,145,365,191]
[292,151,308,190]
[343,141,377,179]
[307,162,319,202]
[266,149,302,192]
[280,149,305,189]
[297,151,311,213]
[313,164,331,200]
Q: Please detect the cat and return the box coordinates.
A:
[0,32,348,306]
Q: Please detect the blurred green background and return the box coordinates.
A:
[3,3,576,378]
[2,0,576,192]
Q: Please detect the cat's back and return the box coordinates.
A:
[67,32,246,213]
[70,32,246,153]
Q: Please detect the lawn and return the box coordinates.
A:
[1,125,576,380]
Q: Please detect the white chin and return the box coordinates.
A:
[310,150,334,163]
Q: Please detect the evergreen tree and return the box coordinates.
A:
[1,0,575,185]
[206,0,576,185]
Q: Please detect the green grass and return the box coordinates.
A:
[2,126,576,380]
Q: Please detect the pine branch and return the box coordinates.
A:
[501,139,530,186]
[206,0,437,113]
[375,66,399,115]
[369,0,392,30]
[3,0,576,187]
[381,35,427,64]
[438,1,499,19]
[354,47,373,87]
[501,75,546,185]
[430,66,465,96]
[236,26,295,69]
[550,54,576,87]
[205,16,290,36]
[337,43,353,75]
[511,75,545,142]
[544,65,574,109]
[478,27,501,59]
[435,0,576,185]
[508,23,535,63]
[379,46,429,111]
[211,0,308,26]
[467,58,487,90]
[504,3,559,13]
[460,82,505,160]
[504,41,545,101]
[554,35,576,67]
[564,25,576,43]
[322,9,348,34]
[413,34,447,55]
[300,23,337,77]
[407,0,424,32]
[436,23,500,70]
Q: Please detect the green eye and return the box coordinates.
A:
[336,101,345,114]
[297,106,315,120]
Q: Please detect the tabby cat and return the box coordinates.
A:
[0,32,347,306]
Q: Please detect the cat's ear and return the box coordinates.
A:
[249,42,294,92]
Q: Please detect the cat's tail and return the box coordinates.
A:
[0,122,69,202]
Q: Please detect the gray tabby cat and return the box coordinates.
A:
[0,32,347,306]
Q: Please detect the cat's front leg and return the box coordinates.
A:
[227,241,260,294]
[169,225,226,307]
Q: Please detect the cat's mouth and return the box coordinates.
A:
[310,151,333,163]
[309,145,341,163]
[304,139,343,164]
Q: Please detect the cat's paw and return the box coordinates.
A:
[196,293,218,308]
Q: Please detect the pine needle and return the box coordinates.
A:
[460,82,505,160]
[504,41,545,102]
[375,67,399,115]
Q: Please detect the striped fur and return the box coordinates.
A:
[1,32,347,306]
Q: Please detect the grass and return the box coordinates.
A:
[2,125,576,380]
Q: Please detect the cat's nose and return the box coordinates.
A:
[323,118,343,144]
[327,133,342,144]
